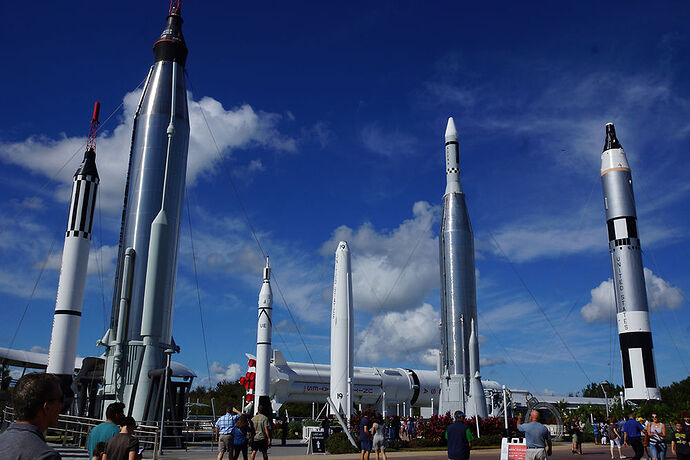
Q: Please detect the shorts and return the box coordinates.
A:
[218,434,233,453]
[610,438,621,447]
[360,438,372,451]
[526,448,547,460]
[251,438,268,453]
[373,437,385,451]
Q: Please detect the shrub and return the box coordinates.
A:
[472,434,503,447]
[417,413,453,443]
[326,432,358,454]
[287,420,302,439]
[387,439,409,450]
[409,437,441,448]
[303,419,320,427]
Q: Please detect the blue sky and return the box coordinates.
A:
[0,1,689,396]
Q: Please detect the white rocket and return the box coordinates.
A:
[254,257,273,413]
[330,241,354,421]
[47,102,100,399]
[600,123,660,401]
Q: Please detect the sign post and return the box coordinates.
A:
[307,429,326,455]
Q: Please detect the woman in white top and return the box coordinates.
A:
[647,413,667,460]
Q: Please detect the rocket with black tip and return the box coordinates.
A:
[438,117,487,417]
[101,1,191,421]
[47,102,101,405]
[600,123,660,401]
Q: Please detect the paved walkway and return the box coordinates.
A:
[154,441,681,460]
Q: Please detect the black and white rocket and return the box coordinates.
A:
[600,123,660,401]
[47,103,101,397]
[254,257,273,414]
[102,2,190,421]
[438,117,487,417]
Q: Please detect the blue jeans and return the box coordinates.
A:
[649,443,666,460]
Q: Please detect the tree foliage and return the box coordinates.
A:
[580,382,624,399]
[187,380,246,417]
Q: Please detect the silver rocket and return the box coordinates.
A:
[254,257,273,414]
[102,3,190,420]
[330,241,354,421]
[47,103,101,400]
[600,123,660,401]
[438,117,487,417]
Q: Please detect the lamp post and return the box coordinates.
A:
[599,381,609,419]
[159,348,175,456]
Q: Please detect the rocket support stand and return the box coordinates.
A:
[326,397,357,448]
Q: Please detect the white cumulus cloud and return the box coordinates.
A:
[356,303,439,367]
[580,268,683,323]
[207,361,243,385]
[321,201,440,312]
[0,90,295,214]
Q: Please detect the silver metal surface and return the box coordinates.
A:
[440,192,477,377]
[438,117,486,417]
[121,60,190,344]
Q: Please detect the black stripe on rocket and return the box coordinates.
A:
[258,308,272,325]
[66,174,99,239]
[620,331,657,388]
[607,217,641,249]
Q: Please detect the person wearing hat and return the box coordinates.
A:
[446,411,474,460]
[517,411,552,460]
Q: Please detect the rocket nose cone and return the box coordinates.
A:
[337,241,349,252]
[445,117,458,141]
[153,6,188,66]
[75,148,99,179]
[604,122,622,151]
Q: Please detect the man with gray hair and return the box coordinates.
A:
[0,372,63,459]
[517,410,553,460]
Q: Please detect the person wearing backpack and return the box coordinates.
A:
[232,414,251,460]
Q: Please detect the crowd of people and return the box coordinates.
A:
[0,372,688,460]
[565,411,690,460]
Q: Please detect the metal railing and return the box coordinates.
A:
[2,406,160,458]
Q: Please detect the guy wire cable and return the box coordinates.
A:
[186,70,322,380]
[0,76,148,240]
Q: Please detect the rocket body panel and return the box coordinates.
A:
[599,123,660,401]
[118,60,189,345]
[48,152,99,378]
[269,357,439,408]
[440,192,477,377]
[330,241,354,418]
[47,238,90,374]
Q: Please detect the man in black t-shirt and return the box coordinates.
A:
[105,416,141,460]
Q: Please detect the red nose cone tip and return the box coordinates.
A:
[604,122,622,151]
[153,3,188,66]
